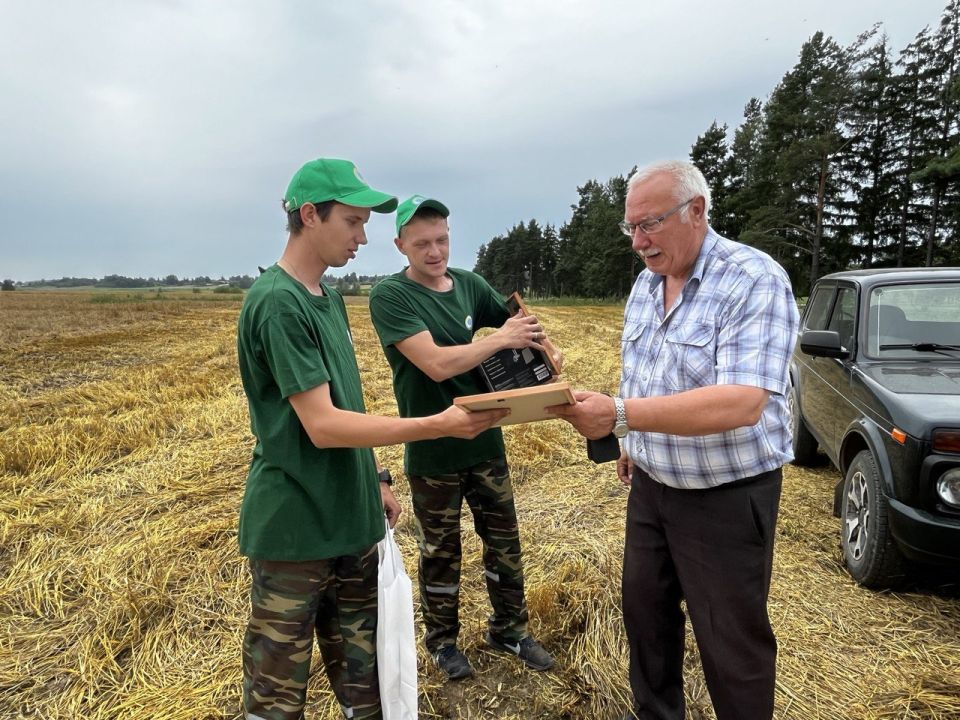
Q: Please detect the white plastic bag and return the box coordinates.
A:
[377,520,418,720]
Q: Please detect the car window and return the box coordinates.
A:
[827,286,857,351]
[867,282,960,358]
[804,286,834,331]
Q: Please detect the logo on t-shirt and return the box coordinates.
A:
[465,315,473,330]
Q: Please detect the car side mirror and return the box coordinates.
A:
[800,329,850,359]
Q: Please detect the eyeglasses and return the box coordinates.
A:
[618,197,695,237]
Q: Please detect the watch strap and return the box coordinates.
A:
[613,396,628,437]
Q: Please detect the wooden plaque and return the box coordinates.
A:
[453,382,575,427]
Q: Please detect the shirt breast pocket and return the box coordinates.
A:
[621,320,654,385]
[664,322,716,391]
[621,320,650,357]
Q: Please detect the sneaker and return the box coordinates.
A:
[485,632,555,671]
[432,645,474,680]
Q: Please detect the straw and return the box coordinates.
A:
[1,292,957,719]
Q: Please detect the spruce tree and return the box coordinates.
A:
[690,121,733,235]
[841,28,899,268]
[889,27,940,266]
[726,98,766,242]
[741,32,853,293]
[917,0,960,265]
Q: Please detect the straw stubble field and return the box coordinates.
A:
[1,290,958,720]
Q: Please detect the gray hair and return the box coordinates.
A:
[627,160,711,222]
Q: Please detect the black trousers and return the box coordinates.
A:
[622,466,782,720]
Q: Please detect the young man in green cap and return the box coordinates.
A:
[237,163,505,720]
[368,195,557,680]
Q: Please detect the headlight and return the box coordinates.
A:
[937,468,960,508]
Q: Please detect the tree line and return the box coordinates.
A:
[8,272,391,294]
[14,274,258,289]
[475,1,960,298]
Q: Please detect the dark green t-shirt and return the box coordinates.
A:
[368,267,510,475]
[236,265,384,561]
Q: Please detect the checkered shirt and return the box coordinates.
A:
[620,227,800,489]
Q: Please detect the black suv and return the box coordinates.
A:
[789,268,960,588]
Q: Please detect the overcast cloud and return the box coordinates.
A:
[0,0,949,281]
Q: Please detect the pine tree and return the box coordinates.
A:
[690,122,733,234]
[537,224,559,297]
[555,180,601,297]
[555,175,635,298]
[741,32,853,293]
[474,242,490,279]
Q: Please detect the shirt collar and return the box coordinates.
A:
[643,225,717,297]
[689,226,719,284]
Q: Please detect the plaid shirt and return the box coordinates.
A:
[620,227,799,489]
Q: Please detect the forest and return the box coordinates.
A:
[475,1,960,298]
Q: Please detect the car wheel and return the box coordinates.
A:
[841,450,905,588]
[787,382,819,466]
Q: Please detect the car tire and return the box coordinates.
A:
[840,450,906,588]
[787,382,819,466]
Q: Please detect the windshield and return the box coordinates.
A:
[867,282,960,359]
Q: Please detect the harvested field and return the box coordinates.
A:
[1,290,958,720]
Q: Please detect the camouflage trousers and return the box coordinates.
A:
[242,545,381,720]
[408,456,528,653]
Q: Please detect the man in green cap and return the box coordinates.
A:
[368,195,557,681]
[237,162,505,720]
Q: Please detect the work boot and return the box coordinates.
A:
[485,632,555,671]
[432,645,474,680]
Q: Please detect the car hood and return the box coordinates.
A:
[860,362,960,395]
[858,362,960,432]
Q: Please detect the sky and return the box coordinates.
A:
[0,0,950,282]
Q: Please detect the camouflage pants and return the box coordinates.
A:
[242,545,381,720]
[408,456,528,653]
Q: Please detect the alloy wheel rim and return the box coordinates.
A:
[844,470,870,561]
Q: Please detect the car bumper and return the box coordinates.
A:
[888,498,960,565]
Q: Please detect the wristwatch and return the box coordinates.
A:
[378,468,393,486]
[612,396,629,438]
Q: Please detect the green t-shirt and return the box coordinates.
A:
[236,265,384,561]
[368,267,510,475]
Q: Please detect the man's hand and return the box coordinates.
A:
[493,313,546,352]
[616,449,634,487]
[380,483,401,528]
[548,344,564,374]
[547,390,617,440]
[432,405,509,439]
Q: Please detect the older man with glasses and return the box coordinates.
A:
[551,160,799,720]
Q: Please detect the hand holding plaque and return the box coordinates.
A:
[454,292,572,426]
[476,293,561,392]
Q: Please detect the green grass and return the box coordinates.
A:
[90,293,149,304]
[87,289,245,304]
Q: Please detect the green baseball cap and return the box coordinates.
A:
[395,195,450,234]
[283,158,398,213]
